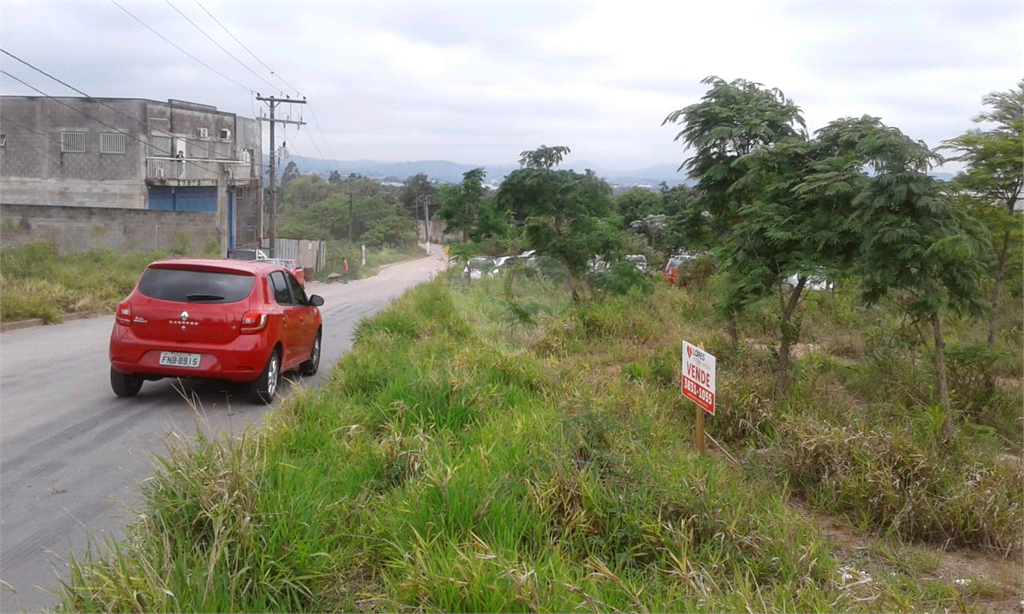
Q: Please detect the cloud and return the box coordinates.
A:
[2,0,1020,173]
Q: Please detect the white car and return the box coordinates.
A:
[783,272,833,292]
[462,257,494,281]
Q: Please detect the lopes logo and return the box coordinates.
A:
[686,345,692,358]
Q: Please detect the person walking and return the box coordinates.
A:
[342,257,349,283]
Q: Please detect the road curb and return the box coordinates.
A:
[1,312,88,334]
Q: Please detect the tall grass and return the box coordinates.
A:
[59,271,1022,613]
[0,243,174,322]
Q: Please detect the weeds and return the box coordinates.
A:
[57,262,1022,612]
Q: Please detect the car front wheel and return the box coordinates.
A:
[249,348,280,404]
[299,331,321,376]
[110,367,143,398]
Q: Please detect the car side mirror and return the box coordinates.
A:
[309,294,324,307]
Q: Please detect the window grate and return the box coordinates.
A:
[101,132,126,154]
[61,131,86,152]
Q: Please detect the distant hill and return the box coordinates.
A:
[266,156,693,187]
[266,156,955,189]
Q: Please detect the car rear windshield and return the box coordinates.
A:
[138,267,256,303]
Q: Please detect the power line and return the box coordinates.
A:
[1,70,216,171]
[109,0,255,94]
[187,1,342,178]
[0,48,159,140]
[163,0,279,94]
[1,116,57,157]
[193,0,301,97]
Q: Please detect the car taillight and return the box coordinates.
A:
[115,301,132,325]
[240,311,269,333]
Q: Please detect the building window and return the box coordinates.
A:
[150,134,172,157]
[61,131,86,153]
[101,132,126,154]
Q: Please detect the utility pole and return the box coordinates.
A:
[422,195,431,251]
[257,94,306,257]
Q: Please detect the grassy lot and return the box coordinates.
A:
[0,241,430,323]
[57,266,1022,613]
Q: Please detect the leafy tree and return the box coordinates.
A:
[400,173,437,223]
[280,160,300,187]
[280,175,335,213]
[615,187,660,228]
[666,78,820,394]
[495,146,615,301]
[328,170,343,185]
[659,183,709,251]
[942,80,1024,350]
[719,130,863,396]
[832,116,991,434]
[519,145,570,170]
[361,204,418,248]
[435,168,492,241]
[663,76,806,238]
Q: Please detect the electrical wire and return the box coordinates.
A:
[109,0,256,94]
[192,0,301,97]
[164,0,279,94]
[1,48,159,141]
[1,69,228,172]
[0,116,56,158]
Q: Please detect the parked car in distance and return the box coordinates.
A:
[782,272,834,292]
[463,256,495,281]
[625,254,648,273]
[662,254,696,285]
[264,257,305,286]
[109,258,324,404]
[227,248,269,261]
[488,255,517,277]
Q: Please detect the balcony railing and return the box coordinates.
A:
[147,157,253,183]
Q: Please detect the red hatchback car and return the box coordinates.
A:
[109,258,324,404]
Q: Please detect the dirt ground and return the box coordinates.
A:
[792,502,1023,613]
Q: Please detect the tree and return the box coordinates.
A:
[519,145,570,170]
[434,168,506,242]
[665,77,822,394]
[942,80,1024,351]
[400,173,437,223]
[834,116,991,435]
[328,170,343,185]
[718,132,863,396]
[280,175,334,213]
[663,76,806,238]
[495,146,614,301]
[658,183,709,251]
[280,161,300,187]
[361,204,418,248]
[615,187,660,228]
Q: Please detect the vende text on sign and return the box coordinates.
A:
[682,341,716,415]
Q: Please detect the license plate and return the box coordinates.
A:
[159,351,201,368]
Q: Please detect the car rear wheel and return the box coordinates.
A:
[299,331,321,376]
[110,367,143,398]
[249,348,280,404]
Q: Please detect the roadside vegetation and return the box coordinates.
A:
[39,77,1024,612]
[58,270,1022,613]
[0,238,428,324]
[0,236,214,324]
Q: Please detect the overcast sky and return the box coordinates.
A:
[1,1,1021,176]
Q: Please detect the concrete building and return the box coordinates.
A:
[0,96,263,254]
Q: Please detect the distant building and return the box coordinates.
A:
[0,96,263,253]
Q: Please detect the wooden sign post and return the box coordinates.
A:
[681,341,716,455]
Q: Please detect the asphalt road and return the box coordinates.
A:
[0,246,451,613]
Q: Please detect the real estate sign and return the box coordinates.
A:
[682,341,716,415]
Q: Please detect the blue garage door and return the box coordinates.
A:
[147,186,218,212]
